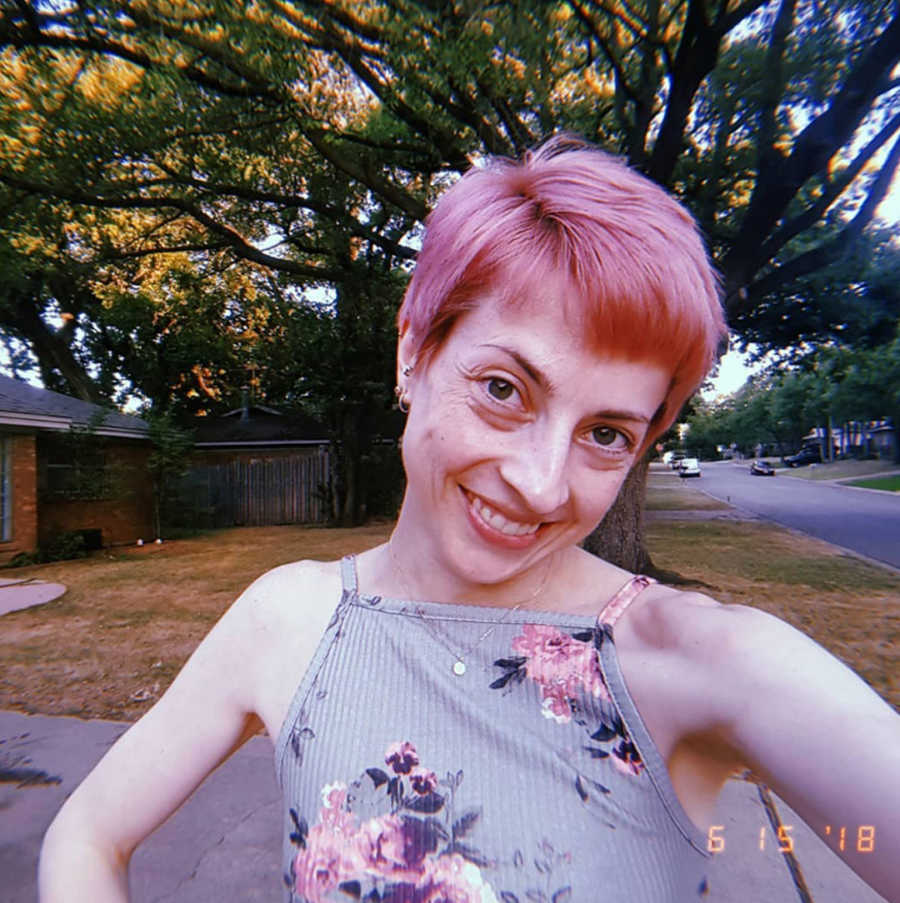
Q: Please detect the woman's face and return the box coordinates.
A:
[397,286,671,587]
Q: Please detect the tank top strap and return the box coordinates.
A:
[340,555,358,594]
[596,574,656,628]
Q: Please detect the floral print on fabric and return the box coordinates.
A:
[491,624,644,782]
[289,742,499,903]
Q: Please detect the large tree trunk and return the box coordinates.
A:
[892,409,900,465]
[336,403,362,526]
[4,295,105,403]
[581,454,653,573]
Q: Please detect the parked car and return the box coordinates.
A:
[783,446,822,467]
[750,460,775,476]
[678,457,701,478]
[669,451,688,469]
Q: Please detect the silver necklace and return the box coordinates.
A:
[388,541,553,676]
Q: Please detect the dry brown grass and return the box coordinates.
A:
[644,478,731,511]
[645,519,899,710]
[1,507,897,720]
[0,523,393,720]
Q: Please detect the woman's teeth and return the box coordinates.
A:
[470,494,540,536]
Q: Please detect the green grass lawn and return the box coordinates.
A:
[844,475,900,492]
[782,458,900,481]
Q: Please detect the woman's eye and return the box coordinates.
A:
[591,426,627,448]
[486,378,515,401]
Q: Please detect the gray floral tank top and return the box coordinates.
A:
[274,556,710,902]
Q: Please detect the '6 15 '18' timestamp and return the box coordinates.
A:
[707,825,876,854]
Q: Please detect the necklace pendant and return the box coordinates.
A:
[452,660,467,676]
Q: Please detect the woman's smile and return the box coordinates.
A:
[462,487,544,547]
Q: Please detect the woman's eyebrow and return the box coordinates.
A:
[478,343,651,423]
[480,343,551,390]
[594,409,651,424]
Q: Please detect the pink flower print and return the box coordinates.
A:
[409,766,438,795]
[292,839,347,902]
[318,782,353,830]
[421,853,500,903]
[510,624,607,722]
[385,740,420,774]
[294,817,364,902]
[540,688,573,724]
[294,747,499,903]
[353,813,421,881]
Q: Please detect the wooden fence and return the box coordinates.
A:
[171,450,332,529]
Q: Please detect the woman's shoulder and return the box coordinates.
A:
[234,557,344,622]
[227,557,347,736]
[614,574,775,679]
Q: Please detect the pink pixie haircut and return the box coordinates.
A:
[397,135,727,443]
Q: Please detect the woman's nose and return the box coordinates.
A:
[497,425,571,516]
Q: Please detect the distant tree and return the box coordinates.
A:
[830,337,900,462]
[767,370,816,455]
[146,411,195,540]
[683,398,729,460]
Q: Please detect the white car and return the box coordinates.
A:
[678,457,701,478]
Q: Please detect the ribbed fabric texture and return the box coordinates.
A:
[275,556,710,902]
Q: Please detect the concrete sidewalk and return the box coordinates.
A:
[1,710,887,902]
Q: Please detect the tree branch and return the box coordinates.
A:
[0,7,280,101]
[303,128,428,221]
[309,21,467,163]
[755,0,797,176]
[0,172,343,279]
[77,161,421,262]
[717,0,777,32]
[566,0,642,107]
[744,131,900,305]
[723,9,900,299]
[91,242,230,262]
[647,0,724,183]
[759,111,900,263]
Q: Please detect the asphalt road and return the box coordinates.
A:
[692,460,900,570]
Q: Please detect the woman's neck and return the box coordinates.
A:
[362,526,562,609]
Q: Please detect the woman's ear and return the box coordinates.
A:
[396,320,418,388]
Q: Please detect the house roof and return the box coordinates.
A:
[0,375,149,439]
[191,404,330,447]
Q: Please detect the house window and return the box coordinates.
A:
[41,435,112,500]
[0,438,11,541]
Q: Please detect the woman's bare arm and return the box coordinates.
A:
[37,561,317,901]
[693,603,900,902]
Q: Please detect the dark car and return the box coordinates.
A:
[783,446,822,467]
[750,460,775,476]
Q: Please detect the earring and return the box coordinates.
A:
[395,363,413,413]
[394,384,410,413]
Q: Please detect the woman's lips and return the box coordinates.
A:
[461,488,543,548]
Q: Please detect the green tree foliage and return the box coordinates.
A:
[2,0,900,550]
[735,228,900,352]
[146,409,195,538]
[692,333,900,463]
[686,369,816,457]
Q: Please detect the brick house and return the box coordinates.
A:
[0,375,153,563]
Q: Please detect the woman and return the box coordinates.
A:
[40,138,899,903]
